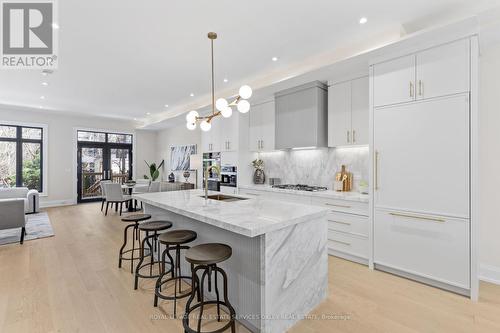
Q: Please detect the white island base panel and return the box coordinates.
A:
[144,204,328,333]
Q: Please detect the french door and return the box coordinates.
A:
[77,143,132,203]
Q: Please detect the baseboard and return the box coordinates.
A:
[479,264,500,285]
[40,199,77,208]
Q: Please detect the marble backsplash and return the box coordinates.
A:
[254,146,369,191]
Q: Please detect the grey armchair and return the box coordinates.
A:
[0,199,27,244]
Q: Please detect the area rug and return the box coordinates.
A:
[0,212,54,245]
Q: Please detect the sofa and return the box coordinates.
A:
[0,187,40,214]
[0,198,26,244]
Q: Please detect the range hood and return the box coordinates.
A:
[274,81,328,149]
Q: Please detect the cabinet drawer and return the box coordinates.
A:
[327,211,368,237]
[328,230,368,259]
[312,197,368,216]
[374,208,470,288]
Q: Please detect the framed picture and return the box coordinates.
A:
[170,144,197,171]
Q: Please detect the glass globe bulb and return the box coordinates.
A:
[185,110,199,123]
[221,106,233,118]
[239,85,252,99]
[200,120,212,132]
[186,122,196,130]
[237,99,250,113]
[215,98,228,111]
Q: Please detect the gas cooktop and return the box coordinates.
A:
[271,184,328,192]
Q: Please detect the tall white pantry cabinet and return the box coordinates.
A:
[369,37,479,299]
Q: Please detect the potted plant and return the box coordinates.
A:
[252,159,265,184]
[144,160,164,181]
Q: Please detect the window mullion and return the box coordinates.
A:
[15,126,22,187]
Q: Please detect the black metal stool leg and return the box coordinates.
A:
[214,268,221,322]
[131,223,139,273]
[119,223,134,268]
[135,234,150,290]
[197,268,208,333]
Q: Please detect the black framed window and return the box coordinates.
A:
[0,124,44,191]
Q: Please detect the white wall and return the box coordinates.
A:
[156,124,202,185]
[479,41,500,283]
[0,107,157,206]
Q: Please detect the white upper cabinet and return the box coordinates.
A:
[201,117,221,153]
[373,38,470,108]
[328,76,368,147]
[219,112,239,152]
[351,76,369,145]
[416,39,470,100]
[373,54,416,107]
[249,100,275,152]
[328,81,351,146]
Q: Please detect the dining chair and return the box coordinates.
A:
[132,179,150,210]
[100,180,112,212]
[104,183,132,216]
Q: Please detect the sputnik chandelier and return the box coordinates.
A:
[186,32,252,131]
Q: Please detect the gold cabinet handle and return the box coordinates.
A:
[374,150,379,191]
[331,239,351,246]
[410,81,414,98]
[418,80,423,96]
[347,131,350,143]
[389,212,445,223]
[328,220,351,225]
[325,203,351,208]
[352,130,356,143]
[261,140,264,149]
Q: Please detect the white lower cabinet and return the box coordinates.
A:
[374,208,470,289]
[239,187,370,265]
[312,197,369,264]
[328,230,369,260]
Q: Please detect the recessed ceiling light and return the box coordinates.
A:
[39,106,43,109]
[164,104,169,108]
[40,96,45,99]
[190,93,195,97]
[223,78,228,83]
[272,57,278,62]
[133,118,137,121]
[41,82,48,86]
[52,23,59,29]
[146,112,151,115]
[359,17,368,24]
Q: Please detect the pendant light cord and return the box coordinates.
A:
[211,38,215,117]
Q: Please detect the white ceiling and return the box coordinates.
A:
[0,0,498,127]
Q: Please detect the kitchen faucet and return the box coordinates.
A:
[204,165,220,200]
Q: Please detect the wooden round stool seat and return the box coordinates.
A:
[121,214,151,222]
[138,220,172,232]
[158,230,197,245]
[185,243,232,265]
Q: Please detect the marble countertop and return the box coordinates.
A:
[133,189,328,238]
[239,184,369,203]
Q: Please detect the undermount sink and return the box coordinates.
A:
[201,194,249,202]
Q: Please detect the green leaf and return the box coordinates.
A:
[152,170,159,181]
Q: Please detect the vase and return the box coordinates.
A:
[253,169,265,184]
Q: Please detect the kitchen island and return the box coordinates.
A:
[133,189,328,333]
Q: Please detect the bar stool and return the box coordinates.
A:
[183,243,235,333]
[119,214,151,273]
[154,229,198,317]
[134,220,173,290]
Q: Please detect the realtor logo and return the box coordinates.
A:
[1,0,58,69]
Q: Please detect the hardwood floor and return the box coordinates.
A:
[0,203,499,333]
